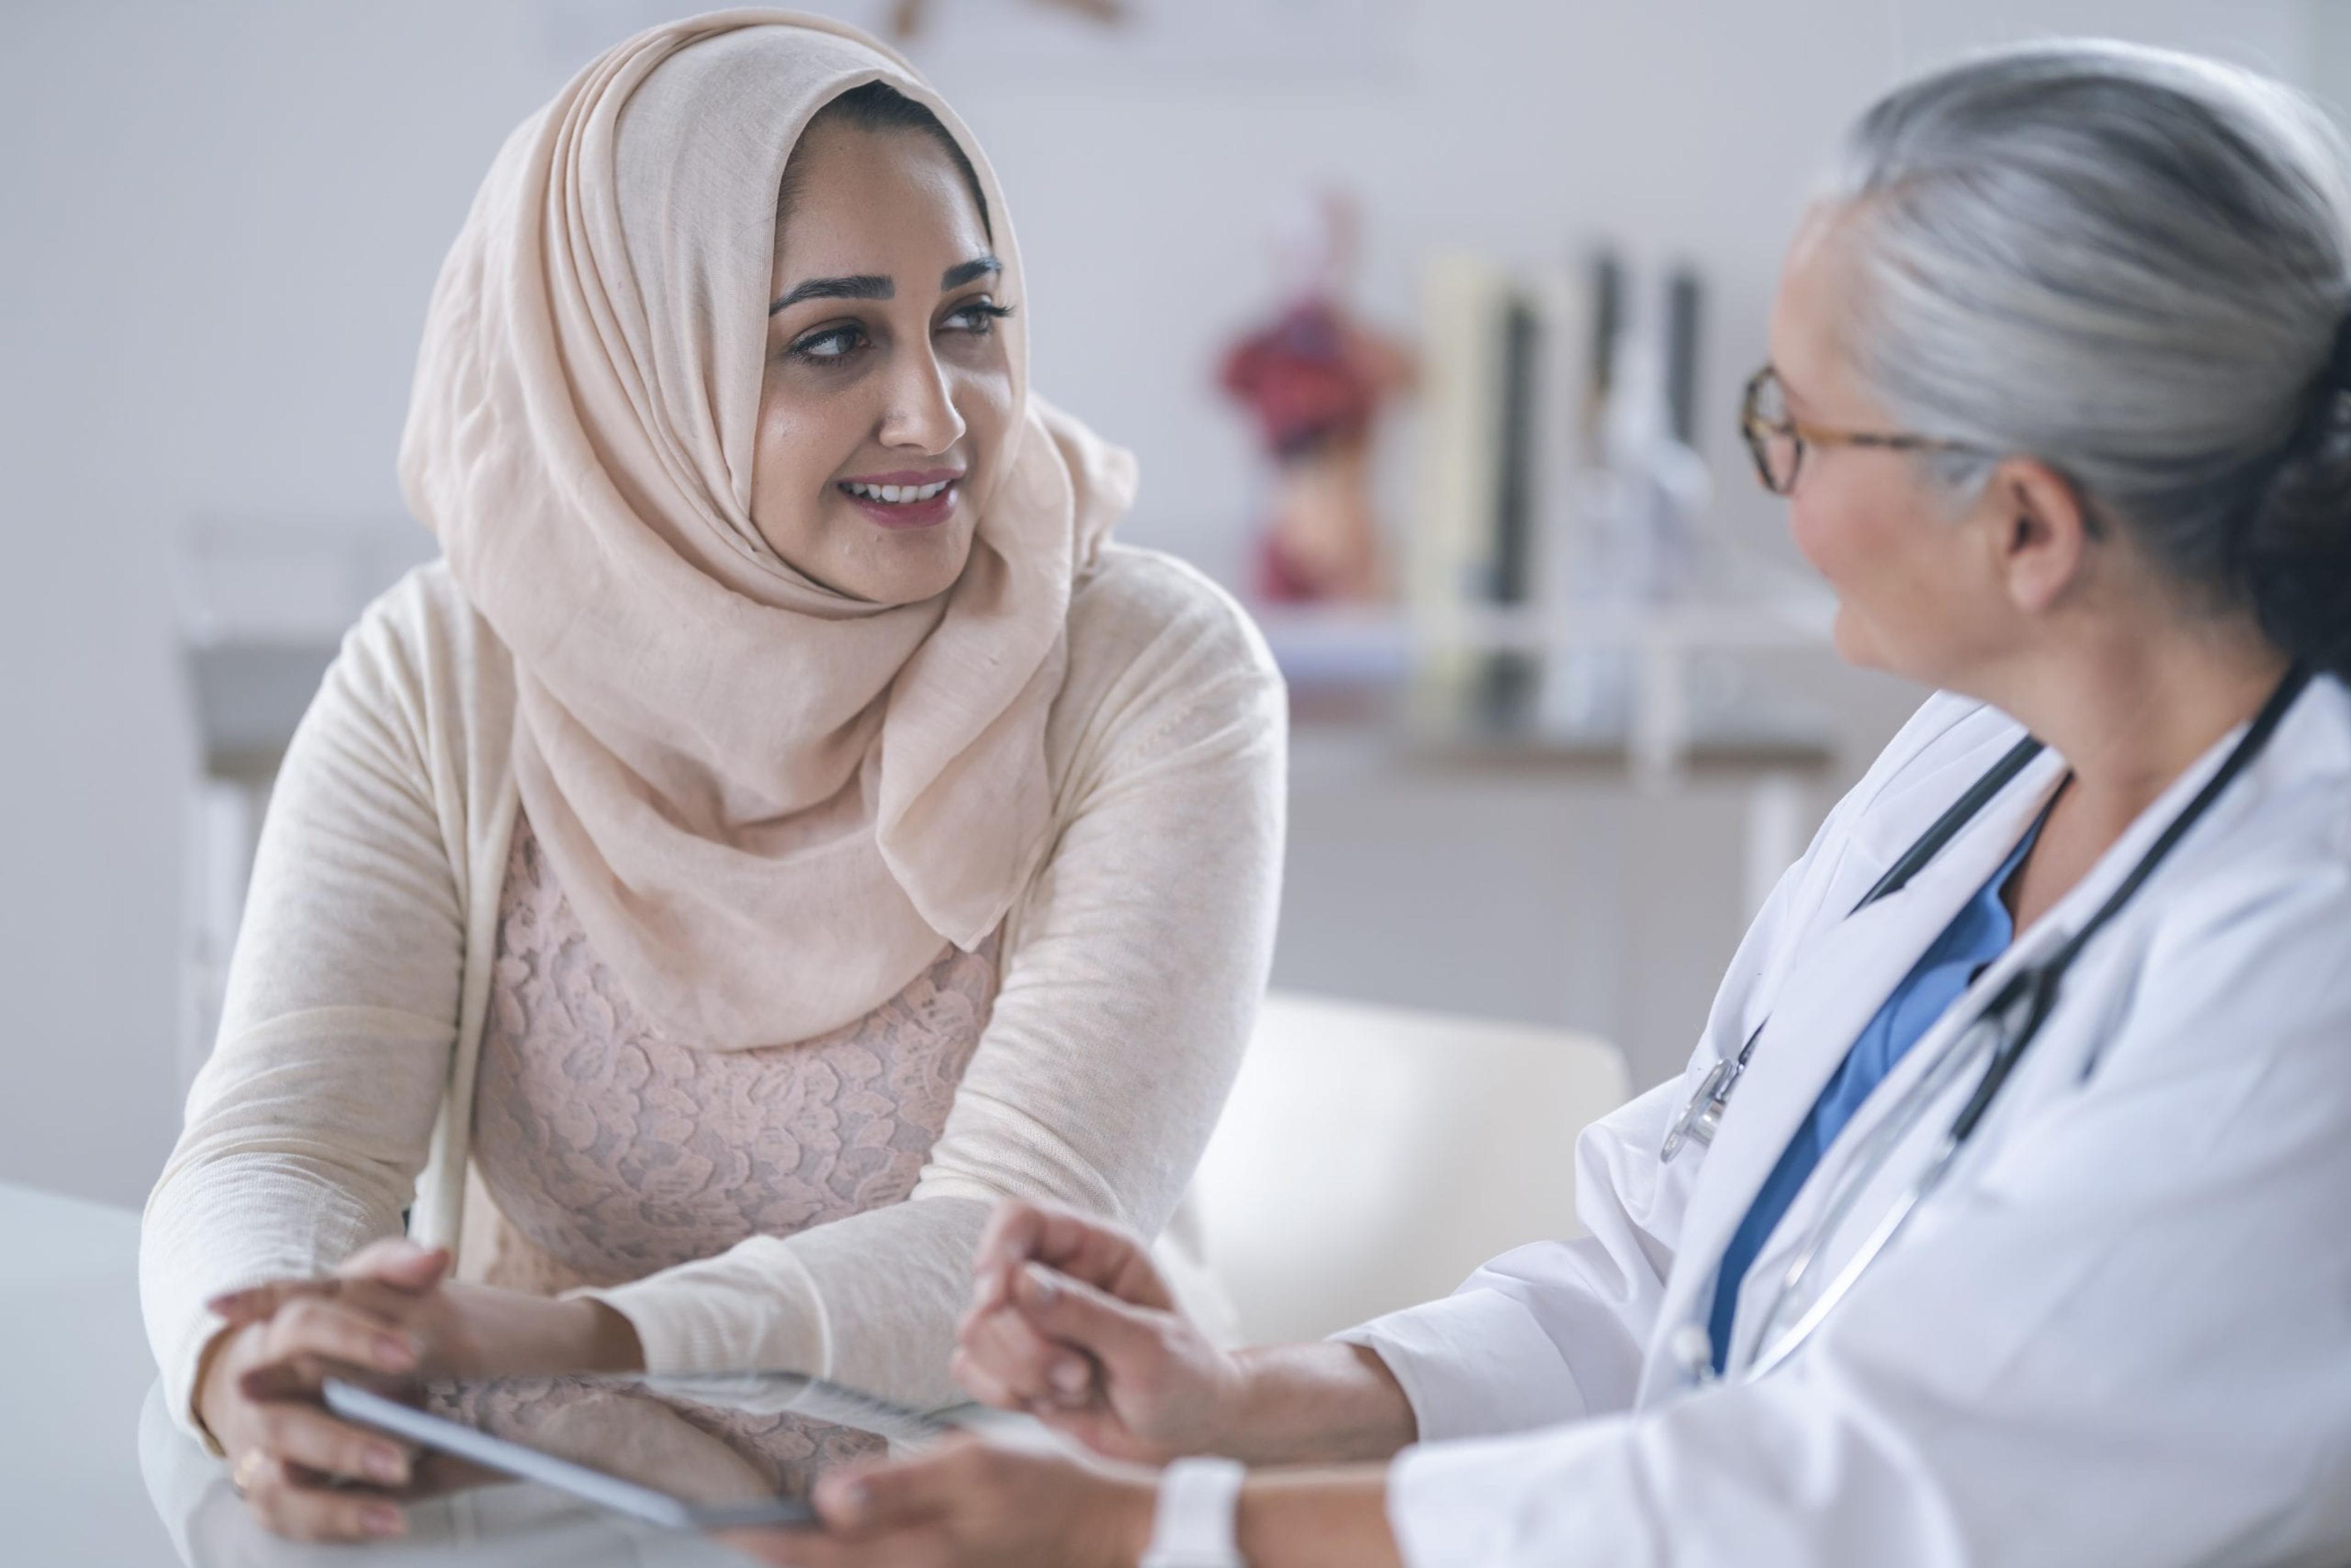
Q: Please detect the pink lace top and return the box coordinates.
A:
[468,812,1000,1293]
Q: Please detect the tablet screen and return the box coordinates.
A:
[326,1371,954,1531]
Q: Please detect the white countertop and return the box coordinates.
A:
[1,1181,181,1566]
[0,1181,751,1567]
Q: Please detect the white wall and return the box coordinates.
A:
[0,0,2316,1204]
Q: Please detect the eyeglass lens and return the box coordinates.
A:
[1744,371,1801,495]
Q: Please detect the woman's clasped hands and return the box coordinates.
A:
[196,1237,641,1542]
[197,1238,452,1540]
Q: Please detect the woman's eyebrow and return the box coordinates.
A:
[942,255,1002,290]
[767,258,1000,316]
[769,274,892,315]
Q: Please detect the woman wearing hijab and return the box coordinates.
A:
[138,12,1283,1543]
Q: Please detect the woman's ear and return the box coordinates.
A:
[1982,457,2092,615]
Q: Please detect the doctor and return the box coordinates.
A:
[738,39,2351,1568]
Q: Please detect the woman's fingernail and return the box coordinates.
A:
[1049,1358,1089,1397]
[1021,1262,1058,1305]
[375,1334,418,1370]
[364,1447,407,1485]
[362,1504,405,1538]
[833,1480,869,1522]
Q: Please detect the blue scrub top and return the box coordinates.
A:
[1706,805,2053,1373]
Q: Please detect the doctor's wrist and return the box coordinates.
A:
[1220,1344,1417,1466]
[1100,1471,1161,1568]
[1231,1466,1403,1568]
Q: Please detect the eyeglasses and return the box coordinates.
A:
[1738,365,1998,495]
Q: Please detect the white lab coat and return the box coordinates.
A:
[1340,680,2351,1568]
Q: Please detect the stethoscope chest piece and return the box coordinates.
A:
[1660,1054,1742,1163]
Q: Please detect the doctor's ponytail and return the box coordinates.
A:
[2243,315,2351,680]
[1824,41,2351,680]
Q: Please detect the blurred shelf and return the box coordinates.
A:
[1254,565,1840,781]
[1254,604,1413,682]
[183,637,340,777]
[1252,553,1835,680]
[1291,699,1835,782]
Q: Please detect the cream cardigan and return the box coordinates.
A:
[140,544,1285,1430]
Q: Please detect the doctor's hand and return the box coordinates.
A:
[953,1201,1247,1465]
[724,1433,1156,1568]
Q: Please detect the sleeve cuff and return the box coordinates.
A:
[1384,1416,1645,1568]
[1331,1288,1587,1444]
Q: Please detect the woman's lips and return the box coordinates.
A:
[836,472,963,531]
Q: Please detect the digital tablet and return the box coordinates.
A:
[323,1371,956,1532]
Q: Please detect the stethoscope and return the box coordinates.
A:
[1660,664,2312,1384]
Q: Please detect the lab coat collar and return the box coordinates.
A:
[1670,673,2342,1389]
[1634,737,2069,1401]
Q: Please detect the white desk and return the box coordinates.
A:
[0,1181,751,1566]
[1,1181,181,1565]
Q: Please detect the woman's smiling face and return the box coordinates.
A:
[751,115,1018,606]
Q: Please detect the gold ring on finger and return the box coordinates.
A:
[230,1447,274,1496]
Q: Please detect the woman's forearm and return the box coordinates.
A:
[445,1285,645,1377]
[1234,1465,1404,1568]
[1223,1343,1417,1465]
[553,1296,647,1374]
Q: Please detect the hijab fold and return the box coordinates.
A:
[399,9,1132,1049]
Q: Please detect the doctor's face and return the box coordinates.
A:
[1764,211,2016,688]
[750,118,1018,606]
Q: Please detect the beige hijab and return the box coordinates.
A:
[398,10,1134,1049]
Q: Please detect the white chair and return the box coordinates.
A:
[1186,990,1630,1346]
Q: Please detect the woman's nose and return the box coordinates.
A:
[877,344,967,454]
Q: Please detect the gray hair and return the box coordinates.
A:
[1823,39,2351,677]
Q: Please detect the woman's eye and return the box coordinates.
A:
[944,301,1014,336]
[789,325,866,363]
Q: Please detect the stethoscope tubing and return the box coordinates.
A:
[1656,733,2050,1167]
[1705,666,2313,1381]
